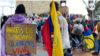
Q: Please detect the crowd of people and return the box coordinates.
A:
[62,10,100,55]
[1,1,100,56]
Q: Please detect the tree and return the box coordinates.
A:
[83,0,100,20]
[82,0,92,20]
[94,1,100,17]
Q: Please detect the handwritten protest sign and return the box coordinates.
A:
[5,24,36,55]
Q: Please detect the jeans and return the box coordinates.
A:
[94,34,98,42]
[38,31,41,39]
[93,34,98,42]
[95,40,100,52]
[64,49,73,56]
[71,34,82,47]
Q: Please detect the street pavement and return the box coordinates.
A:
[31,42,48,56]
[31,50,48,56]
[31,42,100,56]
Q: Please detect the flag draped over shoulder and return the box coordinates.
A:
[83,26,94,49]
[41,18,52,56]
[50,1,63,56]
[41,0,63,56]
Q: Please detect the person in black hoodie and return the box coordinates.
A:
[1,16,8,29]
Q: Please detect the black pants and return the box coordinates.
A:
[71,34,82,47]
[64,48,72,56]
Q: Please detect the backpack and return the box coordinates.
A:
[73,25,83,36]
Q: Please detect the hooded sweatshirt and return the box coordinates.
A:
[57,12,71,49]
[1,14,31,56]
[97,22,100,40]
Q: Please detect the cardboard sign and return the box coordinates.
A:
[5,24,36,55]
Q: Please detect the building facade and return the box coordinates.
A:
[16,1,60,14]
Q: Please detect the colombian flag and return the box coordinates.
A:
[41,0,63,56]
[83,25,94,49]
[35,14,40,19]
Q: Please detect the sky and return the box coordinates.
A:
[0,0,16,17]
[67,0,88,18]
[0,0,89,18]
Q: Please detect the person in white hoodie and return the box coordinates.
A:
[50,2,71,55]
[71,20,84,50]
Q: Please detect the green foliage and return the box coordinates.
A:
[86,1,100,17]
[95,1,100,11]
[86,7,92,17]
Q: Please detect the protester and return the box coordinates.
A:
[0,19,2,24]
[32,18,36,24]
[1,4,31,56]
[68,21,71,36]
[1,16,8,29]
[8,15,13,19]
[50,2,71,55]
[29,17,32,23]
[40,20,44,26]
[37,23,41,41]
[43,15,48,22]
[25,13,27,18]
[85,20,88,25]
[62,13,67,20]
[31,17,39,41]
[71,20,84,50]
[90,21,94,31]
[92,21,98,42]
[71,23,74,33]
[37,21,40,25]
[92,22,100,55]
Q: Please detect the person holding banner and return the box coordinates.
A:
[50,2,71,54]
[1,4,31,56]
[1,16,8,29]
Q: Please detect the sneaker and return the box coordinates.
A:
[82,48,84,51]
[73,47,75,50]
[92,52,98,55]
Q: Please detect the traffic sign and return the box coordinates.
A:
[88,3,95,11]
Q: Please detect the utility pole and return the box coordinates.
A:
[92,0,94,21]
[83,0,95,20]
[2,7,4,16]
[10,2,14,15]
